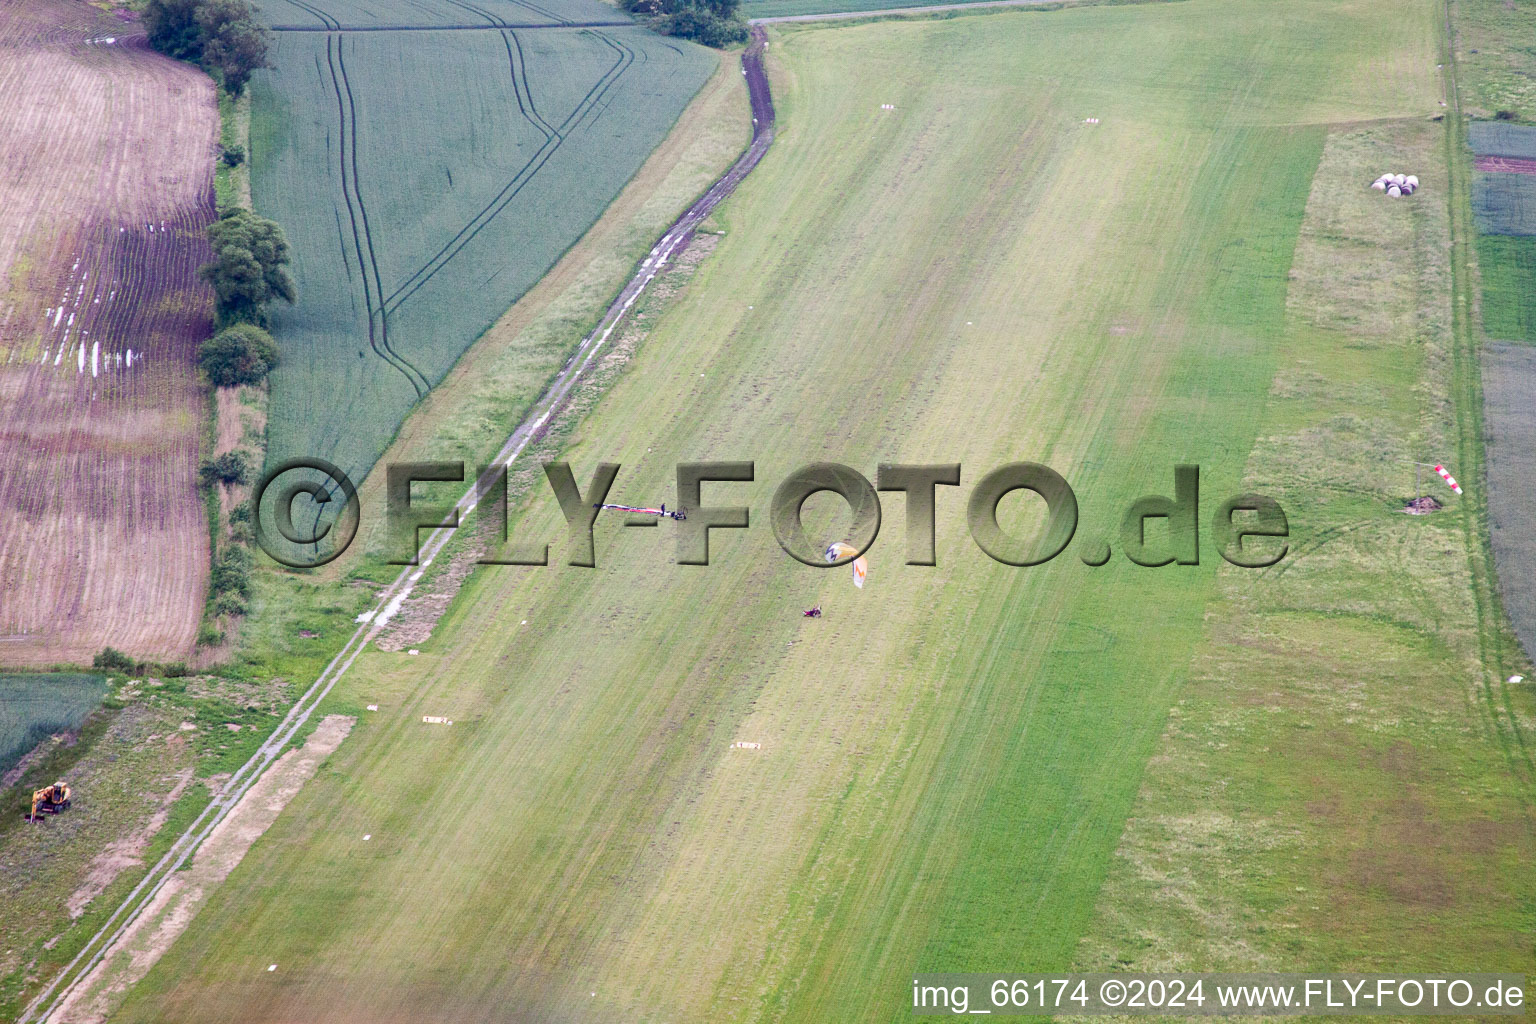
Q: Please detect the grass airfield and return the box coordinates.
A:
[116,0,1536,1020]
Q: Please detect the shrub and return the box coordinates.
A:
[659,8,747,46]
[145,0,202,61]
[197,624,226,647]
[628,0,746,46]
[200,209,296,327]
[211,546,254,599]
[213,591,249,617]
[221,144,246,167]
[198,0,270,95]
[198,323,279,386]
[200,450,251,487]
[93,647,138,673]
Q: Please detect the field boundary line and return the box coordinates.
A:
[270,20,632,30]
[750,0,1075,23]
[1438,0,1536,787]
[381,30,638,315]
[18,30,775,1024]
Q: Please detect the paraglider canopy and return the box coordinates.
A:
[825,542,868,589]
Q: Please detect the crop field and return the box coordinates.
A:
[1470,123,1536,343]
[0,0,216,667]
[104,0,1536,1020]
[0,674,106,774]
[1470,120,1536,660]
[266,0,625,29]
[250,0,716,492]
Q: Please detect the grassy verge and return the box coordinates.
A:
[1449,0,1536,121]
[212,87,251,213]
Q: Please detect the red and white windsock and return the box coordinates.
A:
[1433,464,1463,495]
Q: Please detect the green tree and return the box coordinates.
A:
[144,0,203,61]
[200,208,297,326]
[197,0,271,95]
[144,0,269,96]
[628,0,746,46]
[199,323,280,386]
[210,546,254,599]
[93,647,139,673]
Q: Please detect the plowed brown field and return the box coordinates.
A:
[0,0,216,667]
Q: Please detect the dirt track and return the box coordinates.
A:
[0,0,216,667]
[1476,154,1536,175]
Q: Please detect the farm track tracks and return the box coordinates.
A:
[18,28,775,1020]
[331,34,432,395]
[271,21,629,30]
[276,0,643,398]
[381,30,636,317]
[282,0,430,396]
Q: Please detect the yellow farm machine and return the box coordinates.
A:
[26,781,71,822]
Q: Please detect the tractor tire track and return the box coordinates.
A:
[334,37,430,394]
[280,0,429,394]
[270,21,632,30]
[323,32,430,395]
[507,28,559,138]
[381,29,635,317]
[276,0,338,28]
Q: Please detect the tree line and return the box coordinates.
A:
[197,208,295,387]
[627,0,747,47]
[145,0,271,95]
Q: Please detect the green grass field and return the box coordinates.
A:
[1452,0,1536,120]
[1477,234,1536,341]
[113,0,1535,1020]
[744,0,1025,20]
[251,3,716,489]
[0,674,106,774]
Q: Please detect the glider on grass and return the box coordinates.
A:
[593,502,687,520]
[825,542,868,589]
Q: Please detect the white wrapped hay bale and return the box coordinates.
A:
[1388,185,1402,197]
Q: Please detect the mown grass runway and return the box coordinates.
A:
[116,0,1532,1020]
